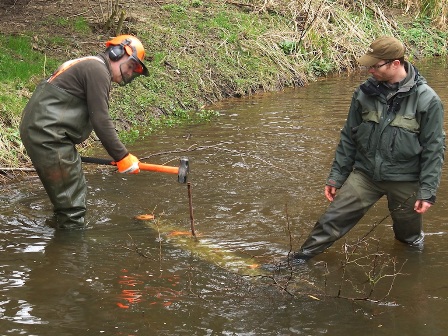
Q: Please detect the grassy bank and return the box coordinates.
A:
[1,0,447,176]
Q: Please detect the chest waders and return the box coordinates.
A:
[20,57,103,229]
[296,169,423,260]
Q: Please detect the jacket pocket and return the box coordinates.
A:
[383,127,422,162]
[352,121,376,155]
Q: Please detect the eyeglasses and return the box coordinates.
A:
[369,60,393,70]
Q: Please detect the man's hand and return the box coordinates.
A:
[325,185,338,202]
[414,200,432,214]
[116,153,140,174]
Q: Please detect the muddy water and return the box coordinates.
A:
[1,58,448,335]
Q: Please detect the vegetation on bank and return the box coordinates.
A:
[0,0,447,175]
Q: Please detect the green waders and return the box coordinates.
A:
[297,169,424,258]
[20,81,93,229]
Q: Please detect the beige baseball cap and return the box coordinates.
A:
[357,36,405,67]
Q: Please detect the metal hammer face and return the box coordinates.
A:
[178,157,189,183]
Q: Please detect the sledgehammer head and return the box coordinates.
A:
[178,157,189,183]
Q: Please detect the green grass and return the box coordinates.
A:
[0,35,57,83]
[51,16,91,34]
[0,35,60,119]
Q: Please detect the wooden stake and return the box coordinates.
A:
[187,182,196,237]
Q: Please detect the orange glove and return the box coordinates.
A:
[116,154,140,174]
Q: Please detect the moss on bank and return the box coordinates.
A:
[1,0,447,176]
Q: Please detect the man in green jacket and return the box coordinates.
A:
[291,36,445,262]
[20,35,150,229]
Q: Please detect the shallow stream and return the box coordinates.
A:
[1,58,448,335]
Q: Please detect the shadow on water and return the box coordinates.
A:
[1,58,448,335]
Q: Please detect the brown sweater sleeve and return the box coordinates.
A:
[50,55,128,161]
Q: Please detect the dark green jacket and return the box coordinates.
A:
[327,62,445,200]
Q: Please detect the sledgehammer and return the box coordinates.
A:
[81,156,189,183]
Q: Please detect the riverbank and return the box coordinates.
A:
[1,0,447,180]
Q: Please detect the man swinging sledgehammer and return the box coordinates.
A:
[20,35,151,229]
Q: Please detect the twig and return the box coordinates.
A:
[0,167,36,172]
[66,11,90,18]
[153,217,164,266]
[333,193,416,300]
[285,203,294,258]
[123,233,153,259]
[140,143,295,176]
[86,0,100,22]
[357,193,415,245]
[225,1,254,9]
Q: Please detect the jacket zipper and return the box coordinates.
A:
[390,128,398,153]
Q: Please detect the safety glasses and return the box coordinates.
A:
[119,57,146,85]
[369,60,393,70]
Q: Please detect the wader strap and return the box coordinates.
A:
[47,56,105,83]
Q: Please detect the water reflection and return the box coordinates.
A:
[1,58,448,334]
